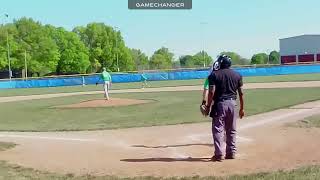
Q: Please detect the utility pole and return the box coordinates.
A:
[4,14,12,80]
[24,50,27,79]
[267,49,270,64]
[203,50,205,68]
[114,26,120,72]
[6,28,11,80]
[200,22,208,68]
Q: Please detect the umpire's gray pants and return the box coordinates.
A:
[211,100,237,157]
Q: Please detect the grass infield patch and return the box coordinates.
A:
[1,87,320,131]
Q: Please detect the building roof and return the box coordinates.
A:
[279,34,320,40]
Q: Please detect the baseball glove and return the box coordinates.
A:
[200,104,208,116]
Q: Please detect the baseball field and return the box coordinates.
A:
[0,73,320,179]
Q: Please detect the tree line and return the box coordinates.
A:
[0,17,280,77]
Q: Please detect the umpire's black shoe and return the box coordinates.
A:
[211,155,223,162]
[225,154,236,160]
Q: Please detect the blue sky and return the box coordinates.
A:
[1,0,319,59]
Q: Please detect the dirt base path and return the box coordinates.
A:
[0,100,319,177]
[1,81,320,103]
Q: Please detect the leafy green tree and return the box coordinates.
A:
[0,45,7,70]
[73,23,135,72]
[172,60,181,69]
[150,54,168,69]
[150,47,174,69]
[269,51,280,64]
[13,18,60,76]
[131,48,149,70]
[0,17,140,75]
[220,52,249,65]
[47,27,90,74]
[179,55,194,67]
[118,46,135,71]
[73,23,112,72]
[193,51,212,67]
[0,24,17,71]
[239,58,250,65]
[251,53,268,64]
[179,51,212,68]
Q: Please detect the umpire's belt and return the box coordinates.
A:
[217,97,236,102]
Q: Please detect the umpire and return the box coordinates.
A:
[206,54,245,162]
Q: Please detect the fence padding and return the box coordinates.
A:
[1,65,320,89]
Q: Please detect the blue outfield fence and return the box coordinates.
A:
[1,64,320,89]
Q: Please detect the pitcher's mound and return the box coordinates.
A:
[57,98,152,108]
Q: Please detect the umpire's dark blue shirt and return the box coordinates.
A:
[208,68,243,102]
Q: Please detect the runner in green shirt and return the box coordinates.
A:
[202,78,210,106]
[141,72,149,89]
[201,63,216,106]
[204,78,209,90]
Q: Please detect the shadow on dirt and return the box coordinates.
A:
[121,157,213,162]
[132,143,212,149]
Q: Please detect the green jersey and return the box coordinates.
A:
[101,71,112,81]
[141,74,147,81]
[203,78,209,90]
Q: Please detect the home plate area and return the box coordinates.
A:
[126,133,253,162]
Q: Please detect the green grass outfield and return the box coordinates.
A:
[0,142,320,179]
[1,87,320,131]
[0,73,320,97]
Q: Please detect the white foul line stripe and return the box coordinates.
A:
[0,134,97,142]
[185,108,317,143]
[238,108,314,131]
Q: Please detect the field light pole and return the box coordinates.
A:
[4,14,12,80]
[24,50,27,79]
[267,49,270,64]
[200,22,208,68]
[114,26,120,72]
